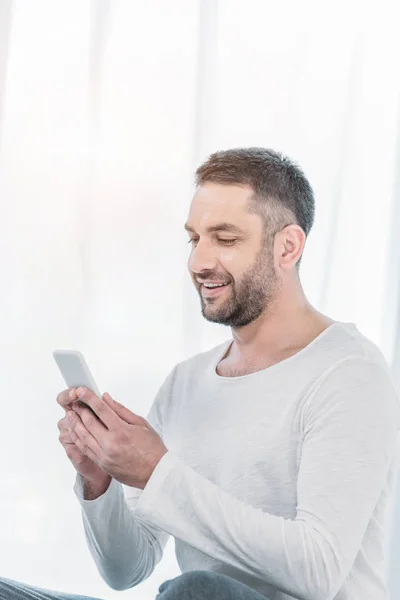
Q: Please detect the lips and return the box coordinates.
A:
[202,282,229,288]
[201,282,231,298]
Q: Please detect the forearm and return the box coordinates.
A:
[81,474,112,500]
[135,359,400,600]
[135,438,398,600]
[74,474,163,591]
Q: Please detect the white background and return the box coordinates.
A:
[1,1,400,598]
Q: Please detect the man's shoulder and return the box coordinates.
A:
[315,321,391,375]
[305,323,400,418]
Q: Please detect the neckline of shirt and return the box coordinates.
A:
[209,320,355,382]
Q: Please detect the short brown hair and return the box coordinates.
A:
[195,147,315,269]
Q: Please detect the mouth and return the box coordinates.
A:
[200,282,231,298]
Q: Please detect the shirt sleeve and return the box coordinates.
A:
[134,356,400,600]
[73,366,176,591]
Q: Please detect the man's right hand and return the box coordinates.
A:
[57,388,112,497]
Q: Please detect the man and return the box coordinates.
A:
[1,147,399,600]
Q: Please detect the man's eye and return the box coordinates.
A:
[187,238,236,245]
[218,238,236,245]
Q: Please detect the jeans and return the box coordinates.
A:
[0,571,269,599]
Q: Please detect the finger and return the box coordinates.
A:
[72,437,100,465]
[57,414,76,436]
[57,388,78,412]
[72,402,109,437]
[75,388,121,430]
[66,431,100,465]
[58,429,75,444]
[68,412,105,461]
[102,392,146,426]
[58,414,79,443]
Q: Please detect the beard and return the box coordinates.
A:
[197,243,281,328]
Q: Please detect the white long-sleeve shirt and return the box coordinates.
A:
[74,321,400,600]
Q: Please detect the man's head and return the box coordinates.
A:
[185,147,315,328]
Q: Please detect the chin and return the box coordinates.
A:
[202,306,228,324]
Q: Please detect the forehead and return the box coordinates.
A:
[186,183,261,230]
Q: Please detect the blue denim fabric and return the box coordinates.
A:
[156,571,268,599]
[0,571,269,600]
[0,577,103,600]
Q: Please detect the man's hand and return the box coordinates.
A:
[57,388,112,494]
[66,387,168,489]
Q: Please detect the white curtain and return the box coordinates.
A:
[1,1,400,598]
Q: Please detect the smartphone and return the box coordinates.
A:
[53,349,101,416]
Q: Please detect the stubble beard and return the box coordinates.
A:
[200,244,280,328]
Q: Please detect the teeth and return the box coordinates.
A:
[204,282,228,288]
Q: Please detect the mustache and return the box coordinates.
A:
[196,277,232,284]
[194,271,231,283]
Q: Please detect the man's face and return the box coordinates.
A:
[185,183,281,328]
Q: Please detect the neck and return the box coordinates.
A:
[229,279,333,361]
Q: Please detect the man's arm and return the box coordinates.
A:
[81,474,112,500]
[134,356,400,600]
[72,367,175,591]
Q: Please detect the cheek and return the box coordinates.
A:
[219,248,248,273]
[218,250,244,284]
[219,248,237,265]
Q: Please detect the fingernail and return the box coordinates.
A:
[69,389,75,400]
[77,387,85,397]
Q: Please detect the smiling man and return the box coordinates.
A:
[184,149,333,376]
[184,189,282,332]
[1,148,399,600]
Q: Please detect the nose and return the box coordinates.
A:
[188,239,218,274]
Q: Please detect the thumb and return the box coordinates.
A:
[102,392,146,426]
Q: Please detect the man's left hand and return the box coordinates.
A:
[66,387,168,489]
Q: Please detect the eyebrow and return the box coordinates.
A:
[184,222,245,235]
